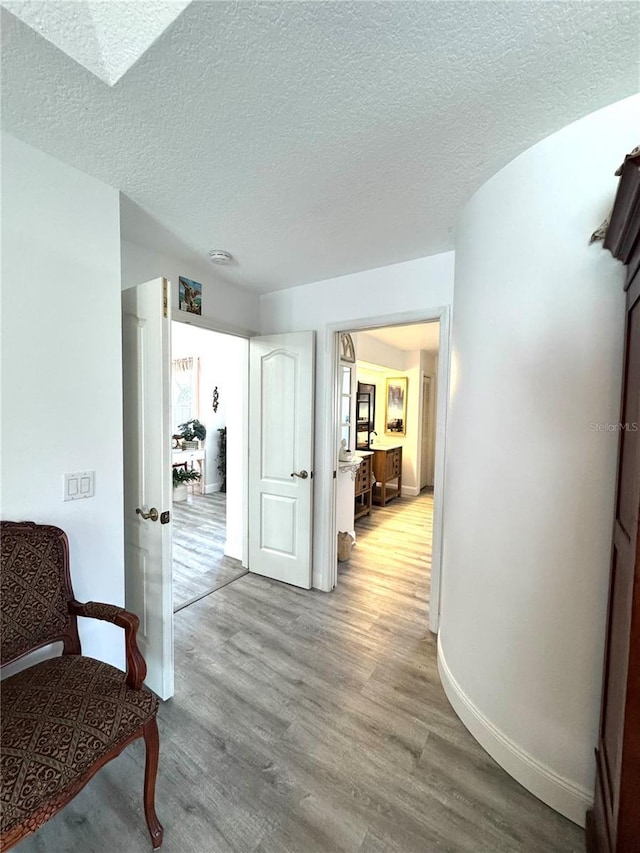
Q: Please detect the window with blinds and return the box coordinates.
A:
[171,356,200,432]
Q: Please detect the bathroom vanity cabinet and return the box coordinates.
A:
[372,445,402,506]
[354,452,373,520]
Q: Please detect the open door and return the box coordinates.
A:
[248,332,315,588]
[420,375,432,489]
[122,278,174,700]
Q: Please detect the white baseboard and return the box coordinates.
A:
[204,481,222,494]
[401,485,420,497]
[437,640,591,827]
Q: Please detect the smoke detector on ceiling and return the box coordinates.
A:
[208,249,234,265]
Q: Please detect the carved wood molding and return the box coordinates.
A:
[604,152,640,284]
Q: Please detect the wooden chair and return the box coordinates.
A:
[0,522,163,849]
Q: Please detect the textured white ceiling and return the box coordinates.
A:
[1,1,190,85]
[2,2,639,293]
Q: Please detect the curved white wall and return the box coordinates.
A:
[439,94,640,826]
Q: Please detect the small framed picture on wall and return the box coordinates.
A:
[385,376,407,435]
[178,276,202,315]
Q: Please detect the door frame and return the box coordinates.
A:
[122,278,174,699]
[171,309,251,568]
[324,306,451,633]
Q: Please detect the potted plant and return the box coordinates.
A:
[217,426,227,493]
[178,418,207,450]
[172,466,201,502]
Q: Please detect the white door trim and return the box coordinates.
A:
[323,306,451,634]
[418,372,437,489]
[418,372,427,491]
[171,308,256,339]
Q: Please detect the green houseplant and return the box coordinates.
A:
[217,427,227,493]
[178,419,207,442]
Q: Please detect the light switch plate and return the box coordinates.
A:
[63,471,95,501]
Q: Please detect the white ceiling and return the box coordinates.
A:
[1,1,190,85]
[362,322,439,355]
[2,2,638,294]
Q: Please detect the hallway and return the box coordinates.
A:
[345,487,434,615]
[18,493,584,852]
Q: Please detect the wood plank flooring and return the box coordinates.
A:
[18,491,585,853]
[172,491,246,610]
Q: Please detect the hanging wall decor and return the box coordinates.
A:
[178,276,202,315]
[212,386,219,412]
[385,376,408,435]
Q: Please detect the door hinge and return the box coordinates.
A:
[163,280,168,318]
[333,470,336,479]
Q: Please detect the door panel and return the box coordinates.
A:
[261,494,297,555]
[420,376,431,489]
[249,332,315,588]
[616,302,640,538]
[592,279,640,851]
[122,278,173,700]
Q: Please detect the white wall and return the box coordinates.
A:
[121,238,259,335]
[1,133,125,669]
[438,94,640,825]
[355,332,406,372]
[170,322,247,561]
[260,252,454,590]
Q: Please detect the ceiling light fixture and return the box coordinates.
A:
[208,249,234,265]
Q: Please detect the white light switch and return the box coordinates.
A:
[63,471,95,501]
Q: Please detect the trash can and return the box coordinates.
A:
[337,531,354,562]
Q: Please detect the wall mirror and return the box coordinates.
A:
[356,381,376,449]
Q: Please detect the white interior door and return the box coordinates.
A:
[122,278,174,700]
[249,332,315,588]
[420,375,431,489]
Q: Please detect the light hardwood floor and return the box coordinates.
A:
[172,491,246,610]
[18,492,584,853]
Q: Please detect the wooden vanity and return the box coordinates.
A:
[354,451,374,520]
[372,445,402,506]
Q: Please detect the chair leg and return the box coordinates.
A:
[143,718,163,849]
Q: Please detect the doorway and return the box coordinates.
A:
[171,321,247,610]
[333,318,445,628]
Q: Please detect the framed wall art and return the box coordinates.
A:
[178,276,202,315]
[385,376,407,435]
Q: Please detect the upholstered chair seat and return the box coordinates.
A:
[1,655,159,839]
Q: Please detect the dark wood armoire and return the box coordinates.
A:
[586,150,640,853]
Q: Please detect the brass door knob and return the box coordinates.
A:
[136,507,159,522]
[290,470,309,480]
